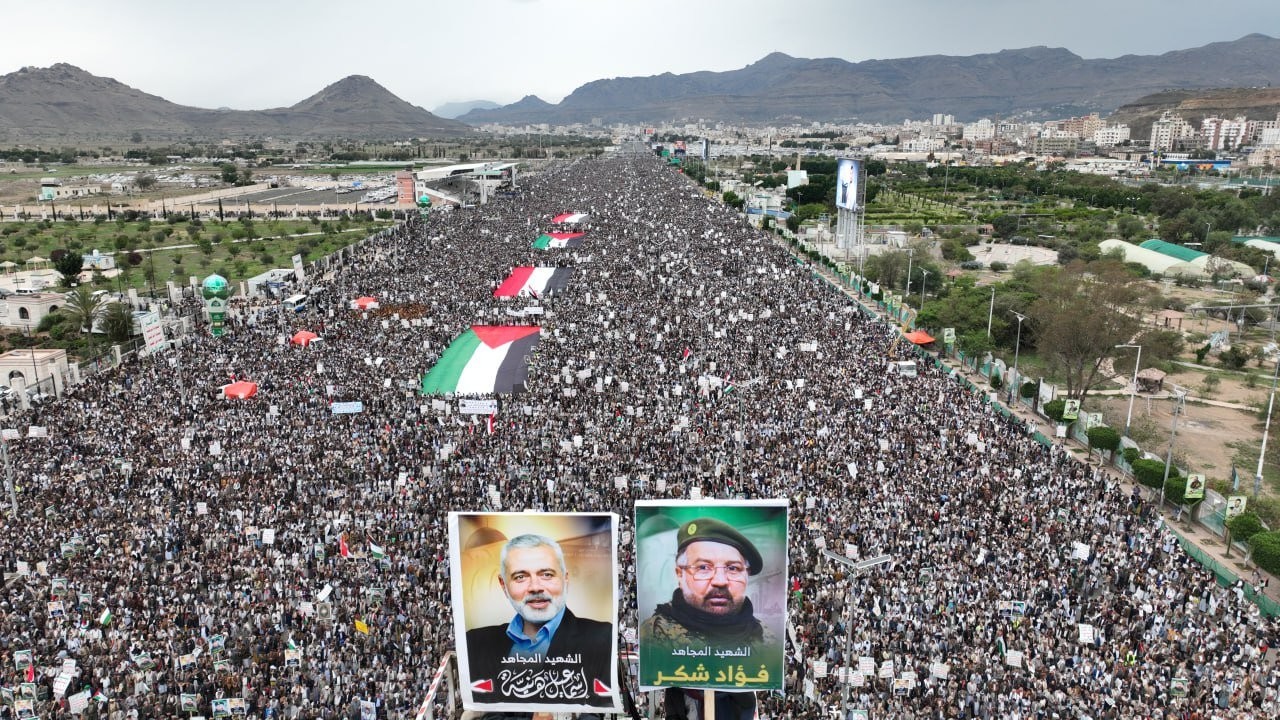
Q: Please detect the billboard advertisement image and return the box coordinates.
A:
[635,500,788,692]
[448,512,621,714]
[835,158,861,211]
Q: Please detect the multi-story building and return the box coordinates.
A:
[931,114,955,126]
[1201,116,1250,151]
[1093,124,1131,147]
[1149,112,1196,151]
[1060,113,1104,139]
[1030,135,1079,156]
[962,118,995,142]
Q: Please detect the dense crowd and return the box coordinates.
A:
[1,153,1278,720]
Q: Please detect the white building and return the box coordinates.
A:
[962,119,995,142]
[1149,112,1195,151]
[902,137,945,153]
[1093,125,1131,147]
[1201,116,1250,151]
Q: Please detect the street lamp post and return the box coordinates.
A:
[1115,343,1143,438]
[919,269,929,308]
[1008,311,1027,405]
[1159,387,1189,507]
[822,551,893,720]
[904,248,914,296]
[1255,357,1280,497]
[986,286,995,338]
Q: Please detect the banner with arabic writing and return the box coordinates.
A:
[635,500,788,692]
[449,512,620,713]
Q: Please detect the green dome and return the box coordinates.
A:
[201,274,230,299]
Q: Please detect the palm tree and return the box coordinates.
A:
[63,286,106,334]
[101,302,134,344]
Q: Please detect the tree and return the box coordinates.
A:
[62,286,106,334]
[1116,215,1145,241]
[991,214,1020,238]
[135,174,158,191]
[1086,426,1121,462]
[1028,262,1140,399]
[220,164,239,184]
[54,252,85,287]
[101,302,134,343]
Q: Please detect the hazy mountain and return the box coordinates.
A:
[0,65,470,142]
[433,99,500,119]
[461,34,1280,125]
[1107,87,1280,140]
[459,95,553,124]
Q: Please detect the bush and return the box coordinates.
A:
[1043,399,1066,423]
[1087,426,1121,455]
[1164,476,1197,506]
[1250,531,1280,576]
[1131,458,1172,489]
[1122,447,1141,464]
[989,372,1003,390]
[959,260,983,270]
[1227,512,1265,543]
[1019,381,1038,399]
[36,312,62,332]
[989,261,1009,272]
[1219,346,1250,370]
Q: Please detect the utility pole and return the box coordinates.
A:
[2,435,15,520]
[1008,311,1027,405]
[1255,357,1280,498]
[1115,344,1143,438]
[1159,387,1189,507]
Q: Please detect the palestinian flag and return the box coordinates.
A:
[552,212,589,224]
[531,232,585,249]
[421,326,542,395]
[369,542,386,560]
[98,609,112,626]
[494,267,572,298]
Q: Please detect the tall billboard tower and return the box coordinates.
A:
[833,158,867,283]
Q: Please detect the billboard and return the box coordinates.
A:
[449,512,621,714]
[835,158,861,212]
[635,500,788,692]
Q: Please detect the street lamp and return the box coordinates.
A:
[1008,311,1027,405]
[1115,343,1143,438]
[821,551,893,720]
[1159,386,1189,507]
[986,286,995,338]
[904,248,914,296]
[919,269,929,308]
[1255,356,1280,497]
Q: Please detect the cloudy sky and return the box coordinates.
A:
[0,0,1275,113]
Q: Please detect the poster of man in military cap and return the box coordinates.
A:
[635,499,788,692]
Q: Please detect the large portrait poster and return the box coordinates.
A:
[635,500,788,692]
[449,512,621,713]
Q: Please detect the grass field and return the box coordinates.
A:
[0,216,392,292]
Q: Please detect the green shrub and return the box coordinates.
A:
[1043,399,1066,422]
[36,313,62,333]
[1249,531,1280,576]
[989,372,1003,390]
[1227,512,1265,543]
[1122,447,1141,464]
[1132,458,1173,489]
[1164,476,1198,506]
[1019,381,1038,399]
[989,261,1009,272]
[1087,426,1121,455]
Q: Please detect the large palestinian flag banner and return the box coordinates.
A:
[553,212,589,224]
[420,325,541,395]
[494,267,572,298]
[531,232,585,249]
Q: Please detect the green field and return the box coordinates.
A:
[0,216,392,292]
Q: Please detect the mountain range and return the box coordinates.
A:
[1108,87,1280,140]
[0,64,469,142]
[461,34,1280,125]
[3,35,1280,143]
[432,100,500,119]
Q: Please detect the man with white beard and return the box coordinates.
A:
[464,534,615,714]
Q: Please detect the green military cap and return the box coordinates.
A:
[677,517,763,575]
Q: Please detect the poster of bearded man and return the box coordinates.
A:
[448,512,621,713]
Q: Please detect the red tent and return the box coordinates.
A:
[904,330,935,345]
[223,381,259,400]
[353,296,379,310]
[291,330,320,347]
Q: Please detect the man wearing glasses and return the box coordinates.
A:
[639,517,772,650]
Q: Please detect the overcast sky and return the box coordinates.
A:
[0,0,1275,113]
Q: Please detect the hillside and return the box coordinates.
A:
[461,34,1280,125]
[0,65,470,142]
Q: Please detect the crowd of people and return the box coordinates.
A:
[1,152,1278,720]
